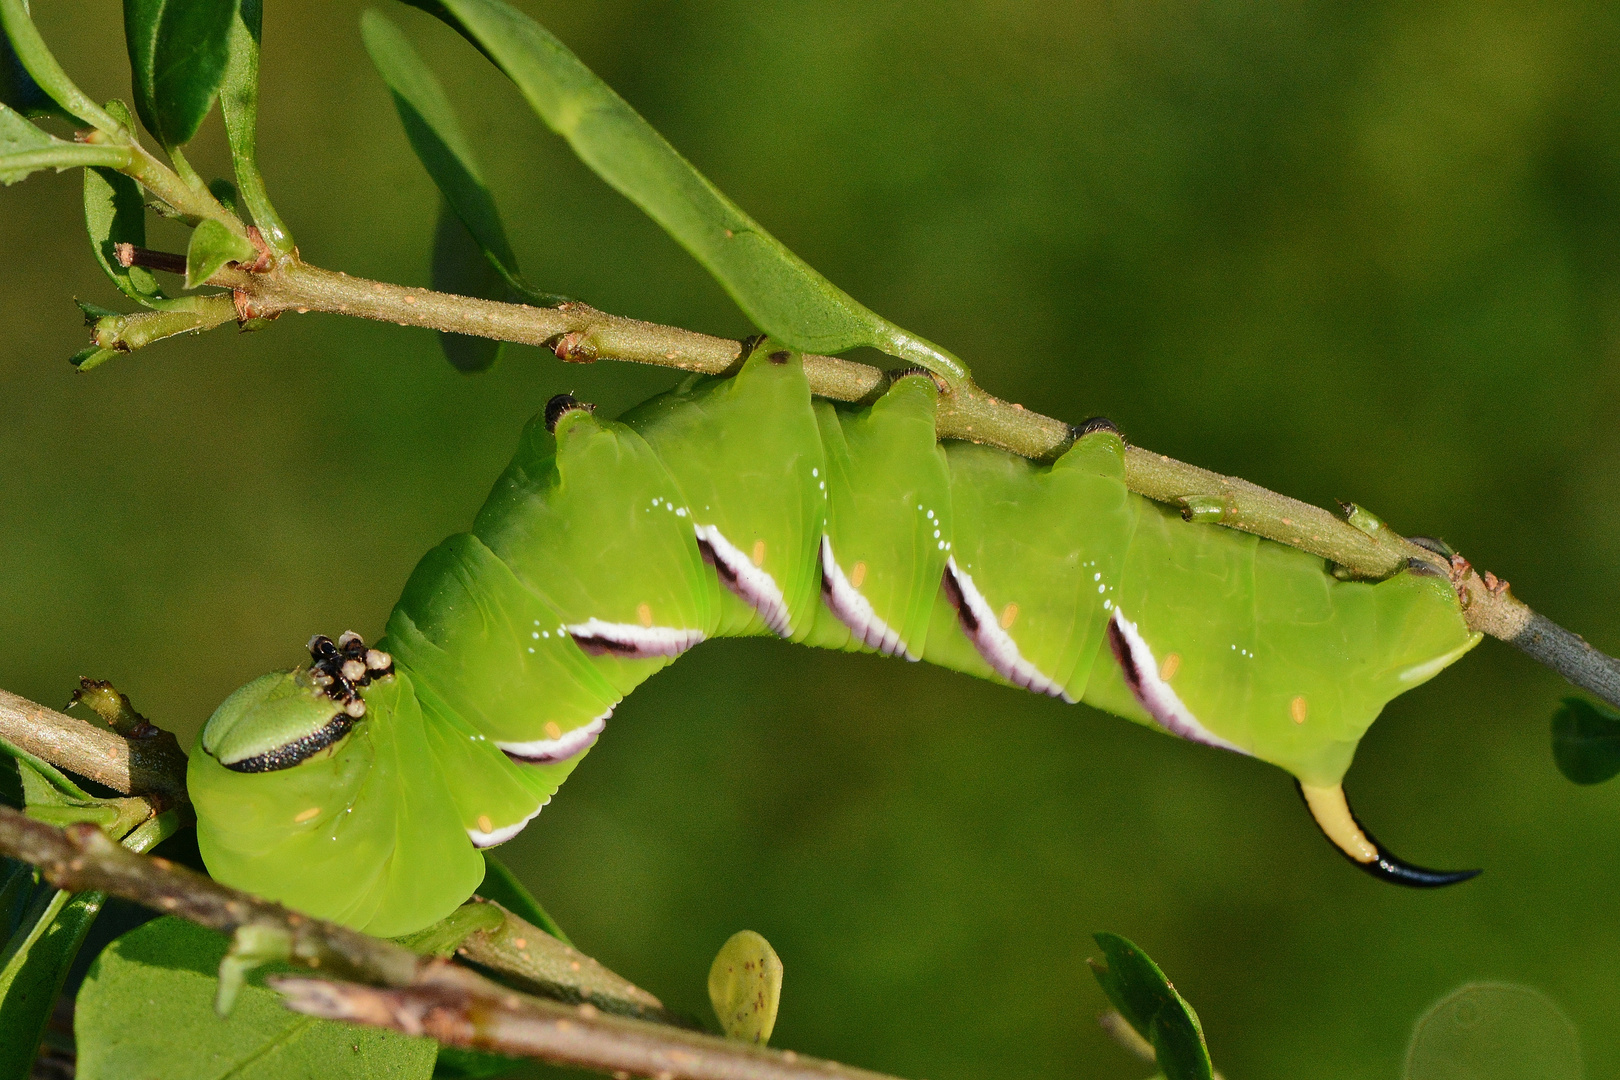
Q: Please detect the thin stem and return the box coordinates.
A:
[0,689,187,798]
[270,976,905,1080]
[199,256,1620,709]
[0,808,918,1080]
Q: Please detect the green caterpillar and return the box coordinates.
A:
[190,339,1481,937]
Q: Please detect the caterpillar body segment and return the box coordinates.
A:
[192,341,1483,936]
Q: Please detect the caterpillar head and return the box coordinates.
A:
[200,633,393,773]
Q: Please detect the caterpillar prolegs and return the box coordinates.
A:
[189,341,1482,936]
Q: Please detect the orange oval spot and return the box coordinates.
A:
[544,721,563,740]
[1000,602,1019,629]
[477,814,494,833]
[1159,653,1181,682]
[1291,695,1308,724]
[637,602,653,627]
[851,561,867,589]
[293,807,320,824]
[751,539,767,566]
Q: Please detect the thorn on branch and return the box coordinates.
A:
[113,244,187,276]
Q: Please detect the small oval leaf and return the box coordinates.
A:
[1551,697,1620,785]
[708,929,782,1045]
[1088,933,1213,1080]
[185,217,257,288]
[123,0,239,149]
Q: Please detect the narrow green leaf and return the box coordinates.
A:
[76,917,438,1080]
[0,0,120,130]
[71,345,120,371]
[361,10,560,309]
[475,854,570,945]
[708,930,783,1045]
[0,102,130,184]
[1089,933,1213,1080]
[428,0,967,381]
[84,164,172,307]
[0,1,60,119]
[76,300,124,323]
[1551,697,1620,785]
[0,886,104,1079]
[185,217,257,288]
[432,200,506,371]
[220,0,291,251]
[0,733,94,805]
[123,0,240,149]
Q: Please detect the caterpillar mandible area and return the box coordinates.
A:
[189,339,1481,936]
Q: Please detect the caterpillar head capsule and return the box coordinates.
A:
[201,633,393,773]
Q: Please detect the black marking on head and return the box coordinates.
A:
[1070,416,1124,443]
[1294,780,1480,889]
[940,565,978,634]
[887,366,946,393]
[767,349,792,365]
[1407,535,1456,560]
[308,635,339,663]
[224,713,356,773]
[304,630,391,718]
[544,394,594,433]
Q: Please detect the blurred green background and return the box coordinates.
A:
[4,1,1620,1076]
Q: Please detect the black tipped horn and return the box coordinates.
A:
[1295,780,1480,889]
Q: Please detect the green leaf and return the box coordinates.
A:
[1551,697,1620,785]
[1089,933,1213,1080]
[123,0,240,149]
[220,0,291,251]
[76,917,438,1080]
[71,345,120,371]
[0,886,105,1079]
[707,930,782,1045]
[360,10,559,309]
[185,217,257,288]
[85,163,176,308]
[0,101,130,184]
[1,2,60,119]
[475,854,570,946]
[432,201,506,372]
[426,0,967,381]
[0,0,120,130]
[432,1047,525,1080]
[0,733,94,806]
